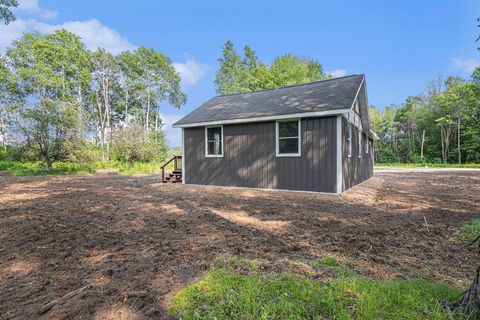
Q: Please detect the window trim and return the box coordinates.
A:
[276,119,301,157]
[205,125,224,158]
[347,123,352,158]
[365,134,369,154]
[358,130,362,159]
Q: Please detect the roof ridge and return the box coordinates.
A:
[216,74,364,97]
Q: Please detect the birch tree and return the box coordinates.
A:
[90,49,117,161]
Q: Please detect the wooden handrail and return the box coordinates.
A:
[161,155,182,182]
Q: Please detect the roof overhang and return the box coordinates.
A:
[173,109,352,128]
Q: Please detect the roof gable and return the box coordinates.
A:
[173,74,365,128]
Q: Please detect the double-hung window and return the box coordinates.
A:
[205,126,223,157]
[347,123,352,157]
[276,120,301,156]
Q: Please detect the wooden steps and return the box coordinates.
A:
[162,170,182,183]
[160,156,182,183]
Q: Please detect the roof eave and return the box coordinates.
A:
[172,109,351,128]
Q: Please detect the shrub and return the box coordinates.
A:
[113,123,169,165]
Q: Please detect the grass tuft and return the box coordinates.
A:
[169,259,461,320]
[455,219,480,241]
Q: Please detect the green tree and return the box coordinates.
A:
[270,54,326,87]
[0,0,18,25]
[134,47,186,133]
[446,82,478,163]
[6,30,90,171]
[241,45,273,92]
[214,40,244,94]
[90,48,118,161]
[117,50,142,123]
[214,41,328,95]
[0,55,17,151]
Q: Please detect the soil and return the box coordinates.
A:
[1,171,479,319]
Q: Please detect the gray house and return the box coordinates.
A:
[173,74,376,194]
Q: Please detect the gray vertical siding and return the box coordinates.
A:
[184,116,338,193]
[341,117,374,191]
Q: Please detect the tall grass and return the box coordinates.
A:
[170,259,461,320]
[0,160,171,176]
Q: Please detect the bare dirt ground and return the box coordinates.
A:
[1,171,480,319]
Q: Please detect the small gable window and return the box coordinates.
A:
[205,126,223,157]
[276,120,301,156]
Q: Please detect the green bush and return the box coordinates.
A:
[61,139,102,164]
[112,123,169,164]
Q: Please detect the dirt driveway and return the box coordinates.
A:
[1,171,480,319]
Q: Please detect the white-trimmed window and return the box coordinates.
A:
[347,123,352,157]
[276,119,301,157]
[358,131,362,158]
[205,126,223,157]
[365,134,369,154]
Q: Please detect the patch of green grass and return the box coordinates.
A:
[170,259,461,320]
[321,277,458,319]
[375,162,480,169]
[455,220,480,241]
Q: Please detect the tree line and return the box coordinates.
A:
[370,74,480,164]
[0,29,185,170]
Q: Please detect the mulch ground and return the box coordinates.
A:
[1,171,479,319]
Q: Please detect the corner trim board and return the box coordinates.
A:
[182,128,185,184]
[336,115,343,194]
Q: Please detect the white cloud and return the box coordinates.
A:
[0,18,30,51]
[16,0,58,19]
[328,69,347,78]
[0,0,135,53]
[35,19,136,54]
[172,59,209,86]
[160,113,183,147]
[0,18,136,54]
[452,58,479,74]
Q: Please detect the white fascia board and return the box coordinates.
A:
[172,109,351,128]
[350,75,365,111]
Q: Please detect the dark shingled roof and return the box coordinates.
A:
[174,74,364,127]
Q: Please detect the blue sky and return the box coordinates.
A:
[1,0,479,147]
